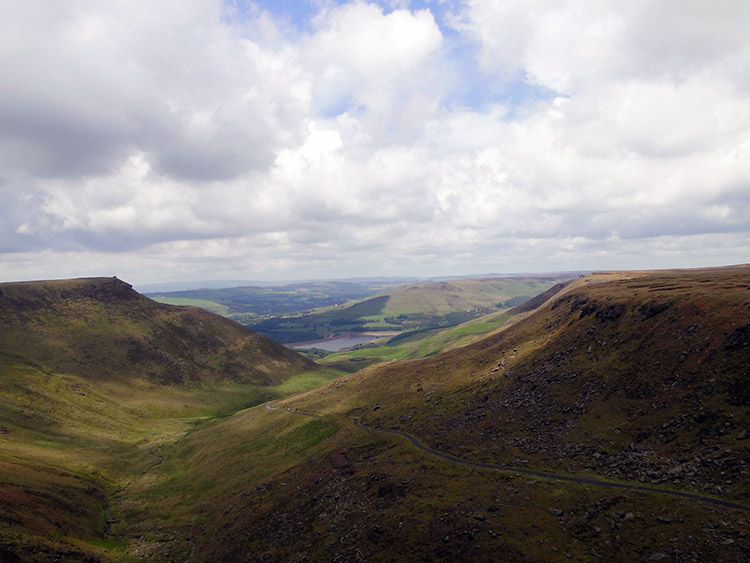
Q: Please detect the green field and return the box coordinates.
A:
[0,355,346,560]
[150,296,230,315]
[247,276,569,343]
[315,309,517,371]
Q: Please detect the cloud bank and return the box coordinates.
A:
[1,0,749,282]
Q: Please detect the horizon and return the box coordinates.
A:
[2,1,749,283]
[5,263,750,292]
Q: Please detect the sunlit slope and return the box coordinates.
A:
[0,277,320,560]
[288,265,750,502]
[376,277,561,315]
[125,266,749,561]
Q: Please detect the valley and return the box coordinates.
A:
[148,275,569,346]
[1,267,749,561]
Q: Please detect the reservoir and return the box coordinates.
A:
[289,334,379,352]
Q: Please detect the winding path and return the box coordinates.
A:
[265,403,750,513]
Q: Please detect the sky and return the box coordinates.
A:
[1,0,749,284]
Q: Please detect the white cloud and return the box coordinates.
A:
[305,1,443,128]
[0,0,309,180]
[1,0,749,283]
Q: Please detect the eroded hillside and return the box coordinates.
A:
[330,267,750,498]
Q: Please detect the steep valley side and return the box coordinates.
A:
[214,266,750,561]
[0,277,322,560]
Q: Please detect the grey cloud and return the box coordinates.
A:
[624,0,750,82]
[1,1,749,283]
[0,106,136,178]
[0,1,304,183]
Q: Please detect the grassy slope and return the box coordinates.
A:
[314,309,517,371]
[149,297,230,316]
[5,269,750,560]
[0,364,342,561]
[0,277,314,385]
[134,266,750,561]
[0,277,325,560]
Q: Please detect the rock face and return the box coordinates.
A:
[0,277,316,385]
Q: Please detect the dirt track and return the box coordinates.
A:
[265,403,750,513]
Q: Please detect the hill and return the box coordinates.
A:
[146,280,400,322]
[316,280,573,370]
[121,266,750,561]
[249,275,569,343]
[0,277,323,560]
[0,277,314,385]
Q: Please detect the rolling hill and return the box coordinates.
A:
[248,275,570,343]
[316,280,573,371]
[146,280,399,320]
[118,266,750,561]
[0,277,314,385]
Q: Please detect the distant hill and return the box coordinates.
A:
[146,280,394,319]
[315,280,575,371]
[0,277,314,385]
[249,275,570,343]
[134,266,750,561]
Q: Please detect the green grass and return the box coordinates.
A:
[116,405,343,550]
[272,368,347,395]
[318,309,516,370]
[245,276,569,343]
[0,357,347,560]
[150,296,230,315]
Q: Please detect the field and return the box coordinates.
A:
[0,360,345,560]
[247,276,570,343]
[149,297,230,315]
[145,280,402,322]
[311,309,517,370]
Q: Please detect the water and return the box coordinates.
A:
[290,334,378,352]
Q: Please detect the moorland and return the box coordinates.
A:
[1,266,749,561]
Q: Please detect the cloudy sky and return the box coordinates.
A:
[2,0,749,284]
